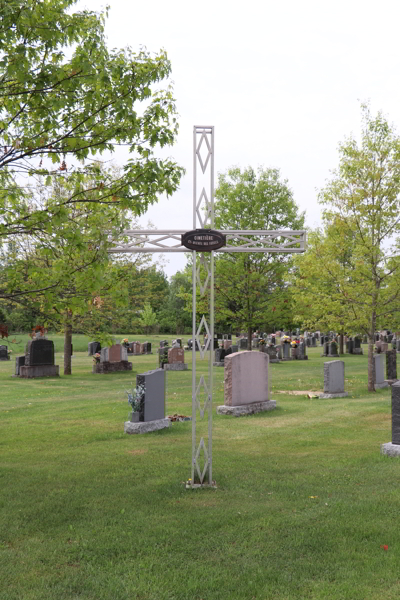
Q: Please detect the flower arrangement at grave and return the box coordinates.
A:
[93,352,101,364]
[281,335,290,343]
[259,338,266,346]
[125,382,146,414]
[30,325,47,339]
[121,338,129,348]
[291,339,299,347]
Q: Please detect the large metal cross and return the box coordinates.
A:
[109,126,306,487]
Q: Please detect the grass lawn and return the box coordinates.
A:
[0,336,398,600]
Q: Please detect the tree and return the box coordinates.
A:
[292,223,358,354]
[295,106,400,391]
[0,0,184,302]
[139,302,158,334]
[212,166,305,346]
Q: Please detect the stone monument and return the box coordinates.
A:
[319,360,348,398]
[381,382,400,456]
[19,338,59,378]
[217,351,276,416]
[93,344,132,373]
[124,368,170,434]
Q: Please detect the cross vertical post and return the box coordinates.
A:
[191,126,215,487]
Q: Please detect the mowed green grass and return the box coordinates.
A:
[0,336,398,600]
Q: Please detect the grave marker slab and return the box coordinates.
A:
[381,382,400,456]
[375,354,389,389]
[164,347,188,371]
[217,351,276,416]
[319,360,348,398]
[19,339,59,377]
[94,343,132,373]
[386,349,397,382]
[124,368,170,434]
[0,345,9,361]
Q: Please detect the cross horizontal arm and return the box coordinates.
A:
[108,230,307,254]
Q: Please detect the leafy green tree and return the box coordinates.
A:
[0,0,183,303]
[212,166,305,346]
[139,302,158,334]
[295,106,400,391]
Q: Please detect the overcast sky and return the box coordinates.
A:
[80,0,400,277]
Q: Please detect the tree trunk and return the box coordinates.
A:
[367,312,376,392]
[339,333,344,355]
[64,313,72,376]
[247,326,252,351]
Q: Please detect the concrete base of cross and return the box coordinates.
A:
[124,418,170,434]
[381,442,400,457]
[217,400,276,416]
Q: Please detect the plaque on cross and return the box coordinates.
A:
[109,126,306,487]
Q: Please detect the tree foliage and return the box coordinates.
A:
[0,0,184,301]
[212,166,305,343]
[294,106,400,390]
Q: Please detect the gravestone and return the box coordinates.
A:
[297,342,308,360]
[124,368,170,434]
[311,337,316,347]
[127,342,135,354]
[353,337,363,354]
[88,341,101,356]
[321,341,330,357]
[306,337,311,347]
[164,347,188,371]
[0,345,9,361]
[381,382,400,456]
[264,345,280,363]
[240,338,248,350]
[386,349,397,382]
[15,355,25,375]
[291,345,298,359]
[223,340,232,350]
[276,344,282,360]
[348,339,354,354]
[381,342,389,353]
[329,341,339,357]
[374,354,388,389]
[19,339,59,378]
[214,347,226,367]
[217,351,276,416]
[93,343,132,374]
[282,343,291,360]
[160,340,169,348]
[319,360,348,398]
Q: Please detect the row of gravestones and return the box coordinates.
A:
[88,341,152,356]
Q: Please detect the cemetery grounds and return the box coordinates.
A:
[0,335,399,600]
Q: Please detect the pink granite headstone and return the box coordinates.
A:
[108,344,123,362]
[224,351,269,407]
[168,347,184,364]
[223,340,232,350]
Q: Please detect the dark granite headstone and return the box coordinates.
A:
[391,382,400,445]
[215,348,226,362]
[15,355,25,374]
[0,345,9,361]
[88,341,101,356]
[329,341,338,356]
[240,338,248,350]
[136,368,165,422]
[348,339,354,354]
[387,349,397,381]
[25,339,54,365]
